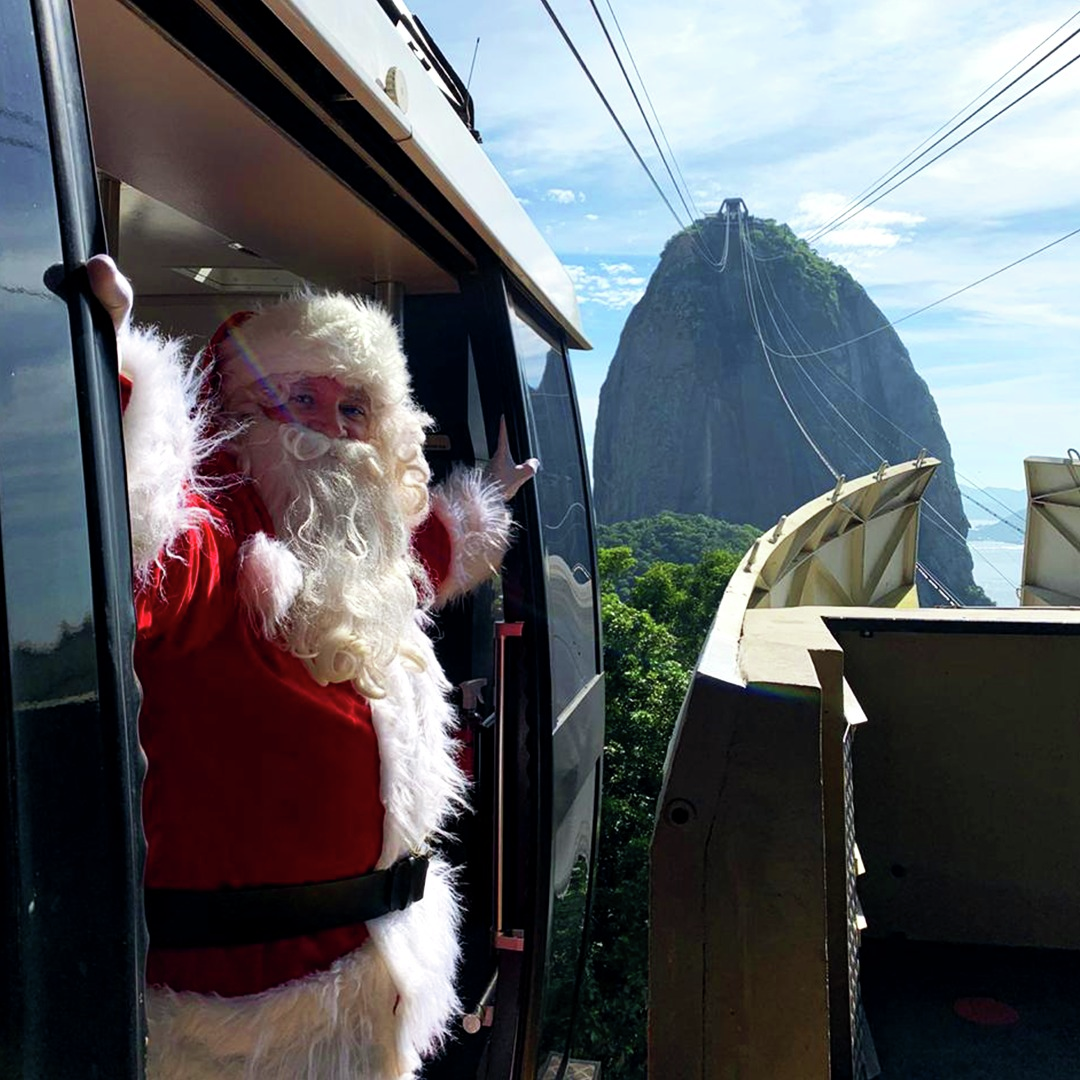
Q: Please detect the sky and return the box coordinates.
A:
[413,0,1080,496]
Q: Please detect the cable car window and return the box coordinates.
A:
[510,306,598,723]
[2,4,145,1071]
[536,776,598,1078]
[0,5,96,688]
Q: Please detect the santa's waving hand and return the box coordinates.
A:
[88,255,534,1080]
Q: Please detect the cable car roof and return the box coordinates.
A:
[73,0,590,348]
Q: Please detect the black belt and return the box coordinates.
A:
[144,853,429,949]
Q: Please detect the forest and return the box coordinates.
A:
[572,511,758,1077]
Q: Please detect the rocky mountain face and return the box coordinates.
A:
[593,211,986,605]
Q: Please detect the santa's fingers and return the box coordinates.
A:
[86,254,133,336]
[489,416,539,500]
[499,457,539,501]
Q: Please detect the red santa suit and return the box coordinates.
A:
[118,298,511,1079]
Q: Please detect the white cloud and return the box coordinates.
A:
[792,193,926,261]
[566,263,648,309]
[545,188,585,204]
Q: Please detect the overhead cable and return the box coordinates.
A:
[921,502,1021,596]
[916,562,963,607]
[743,224,1023,599]
[807,41,1080,243]
[586,0,706,248]
[809,9,1080,242]
[752,237,1026,535]
[747,237,884,464]
[538,0,722,264]
[737,214,839,479]
[597,0,707,226]
[748,223,1080,361]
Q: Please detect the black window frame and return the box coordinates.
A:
[0,0,146,1075]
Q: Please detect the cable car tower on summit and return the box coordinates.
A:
[720,196,748,220]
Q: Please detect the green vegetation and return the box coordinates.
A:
[601,546,743,668]
[571,513,755,1076]
[597,511,759,583]
[746,217,847,313]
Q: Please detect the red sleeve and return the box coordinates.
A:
[135,496,233,651]
[412,511,453,596]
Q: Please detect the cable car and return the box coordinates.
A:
[0,0,603,1075]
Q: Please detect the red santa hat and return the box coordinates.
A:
[205,292,414,416]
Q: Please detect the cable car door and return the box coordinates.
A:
[477,290,605,1080]
[0,0,145,1074]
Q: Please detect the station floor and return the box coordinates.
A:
[859,937,1080,1078]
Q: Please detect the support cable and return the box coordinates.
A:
[743,224,1023,599]
[762,269,1028,534]
[808,9,1080,243]
[587,0,720,262]
[539,0,726,268]
[737,214,839,479]
[916,562,963,607]
[750,237,1024,534]
[601,0,706,226]
[749,246,897,465]
[922,502,1020,596]
[748,224,1080,360]
[807,42,1080,243]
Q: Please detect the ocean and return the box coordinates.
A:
[968,540,1024,607]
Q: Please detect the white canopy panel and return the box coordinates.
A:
[1021,455,1080,606]
[720,458,940,618]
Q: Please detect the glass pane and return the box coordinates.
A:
[535,776,596,1077]
[510,307,597,722]
[0,0,96,687]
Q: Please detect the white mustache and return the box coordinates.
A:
[279,424,334,461]
[277,425,380,475]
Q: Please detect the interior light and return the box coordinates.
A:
[172,265,310,294]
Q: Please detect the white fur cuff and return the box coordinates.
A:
[428,466,512,607]
[120,325,214,582]
[237,532,304,637]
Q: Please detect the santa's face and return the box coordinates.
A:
[259,375,371,442]
[227,381,431,696]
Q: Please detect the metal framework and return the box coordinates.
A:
[723,457,940,614]
[1021,454,1080,606]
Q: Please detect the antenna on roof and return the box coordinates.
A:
[466,37,480,91]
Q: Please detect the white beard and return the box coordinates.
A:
[232,416,430,700]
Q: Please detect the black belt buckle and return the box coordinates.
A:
[387,853,429,913]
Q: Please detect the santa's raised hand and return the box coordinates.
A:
[489,416,539,501]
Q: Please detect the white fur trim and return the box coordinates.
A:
[146,936,408,1079]
[120,325,217,583]
[145,632,468,1079]
[145,863,461,1080]
[236,532,303,637]
[370,618,468,863]
[429,466,512,607]
[366,858,462,1068]
[367,620,469,1059]
[219,294,411,413]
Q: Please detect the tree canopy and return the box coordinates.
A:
[597,511,758,584]
[570,513,753,1076]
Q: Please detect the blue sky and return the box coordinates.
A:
[415,0,1080,493]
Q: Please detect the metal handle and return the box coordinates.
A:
[462,971,498,1034]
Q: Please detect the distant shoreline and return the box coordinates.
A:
[968,539,1023,608]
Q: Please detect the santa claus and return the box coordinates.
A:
[88,256,535,1079]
